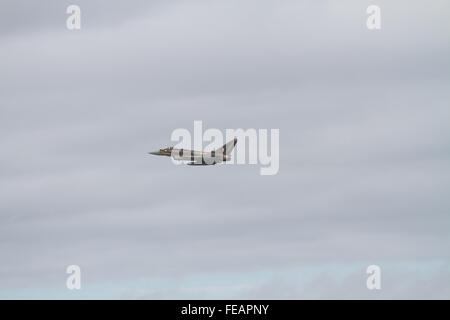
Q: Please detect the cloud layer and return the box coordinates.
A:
[1,0,449,298]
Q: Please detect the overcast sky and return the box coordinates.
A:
[0,0,449,299]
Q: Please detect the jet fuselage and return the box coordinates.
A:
[149,138,237,166]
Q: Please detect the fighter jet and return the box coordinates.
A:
[149,138,237,165]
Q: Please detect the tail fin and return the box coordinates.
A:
[216,138,237,155]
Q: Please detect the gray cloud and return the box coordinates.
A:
[0,0,449,298]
